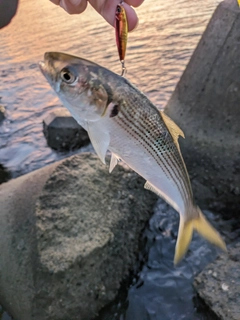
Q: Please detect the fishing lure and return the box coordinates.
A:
[115,3,128,76]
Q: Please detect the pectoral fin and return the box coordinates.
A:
[87,120,110,164]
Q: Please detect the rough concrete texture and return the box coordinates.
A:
[0,153,157,320]
[194,242,240,320]
[164,0,240,215]
[43,108,89,151]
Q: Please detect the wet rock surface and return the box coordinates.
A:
[0,105,6,123]
[164,0,240,216]
[43,108,90,151]
[0,313,11,320]
[0,164,11,184]
[95,200,235,320]
[0,153,157,320]
[194,242,240,320]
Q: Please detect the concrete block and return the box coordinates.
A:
[164,0,240,216]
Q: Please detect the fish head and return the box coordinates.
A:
[39,52,114,122]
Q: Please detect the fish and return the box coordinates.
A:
[39,52,227,264]
[115,3,128,76]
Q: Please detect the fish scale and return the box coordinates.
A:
[39,52,227,264]
[111,97,192,211]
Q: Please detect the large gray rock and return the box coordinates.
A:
[164,0,240,215]
[194,242,240,320]
[0,105,6,123]
[43,108,89,151]
[0,153,157,320]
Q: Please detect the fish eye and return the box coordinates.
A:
[60,68,78,84]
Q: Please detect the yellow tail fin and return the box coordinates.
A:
[174,207,227,265]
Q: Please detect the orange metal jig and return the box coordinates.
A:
[115,3,128,76]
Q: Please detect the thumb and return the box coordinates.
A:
[58,0,88,14]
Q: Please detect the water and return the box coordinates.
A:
[0,0,224,319]
[0,0,221,177]
[96,200,224,320]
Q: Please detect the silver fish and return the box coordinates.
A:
[39,52,227,264]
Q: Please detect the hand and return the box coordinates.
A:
[0,0,18,29]
[49,0,144,32]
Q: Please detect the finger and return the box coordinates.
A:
[59,0,88,14]
[49,0,60,5]
[124,0,145,8]
[88,0,139,32]
[122,4,139,32]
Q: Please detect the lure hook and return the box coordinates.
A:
[121,60,126,77]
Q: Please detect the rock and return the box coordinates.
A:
[164,0,240,216]
[1,312,12,320]
[0,153,157,320]
[0,105,6,122]
[194,242,240,320]
[0,164,11,184]
[43,108,89,151]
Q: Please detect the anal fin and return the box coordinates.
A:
[144,181,179,212]
[144,181,163,198]
[109,153,120,173]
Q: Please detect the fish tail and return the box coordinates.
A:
[174,206,227,265]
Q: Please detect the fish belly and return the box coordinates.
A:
[108,123,186,215]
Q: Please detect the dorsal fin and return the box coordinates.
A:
[160,111,193,194]
[160,111,184,152]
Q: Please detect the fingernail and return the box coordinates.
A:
[69,0,81,6]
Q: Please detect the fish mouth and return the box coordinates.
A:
[39,53,55,79]
[39,60,51,81]
[39,59,57,90]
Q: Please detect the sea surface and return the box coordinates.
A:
[0,0,221,177]
[0,0,223,319]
